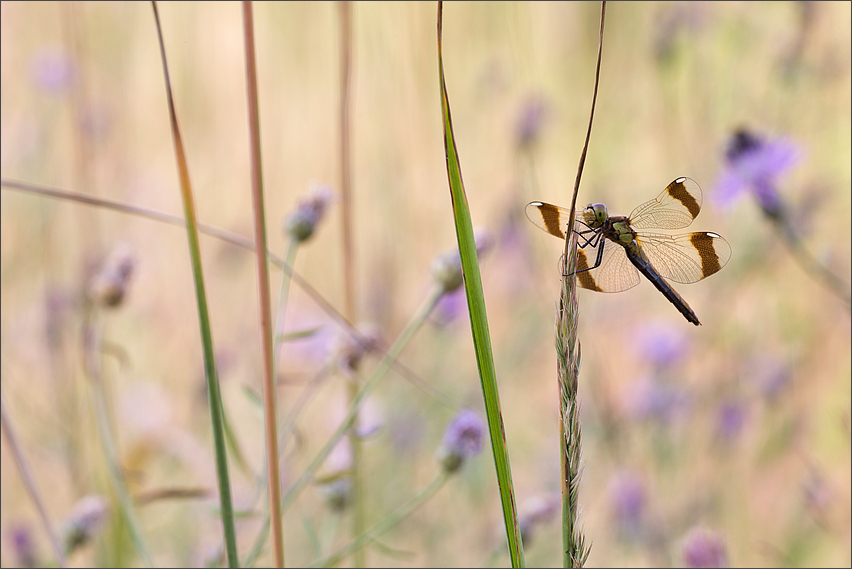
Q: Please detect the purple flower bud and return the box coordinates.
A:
[682,527,729,568]
[88,242,135,308]
[319,476,352,511]
[333,322,383,373]
[430,228,495,295]
[61,495,109,554]
[436,409,485,473]
[284,184,334,242]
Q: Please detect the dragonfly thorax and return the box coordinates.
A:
[582,203,608,228]
[610,218,636,245]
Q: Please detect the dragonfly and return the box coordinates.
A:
[525,177,731,326]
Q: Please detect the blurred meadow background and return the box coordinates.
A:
[1,1,850,567]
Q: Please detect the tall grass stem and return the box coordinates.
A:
[150,2,239,565]
[241,2,285,566]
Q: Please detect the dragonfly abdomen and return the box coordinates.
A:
[626,251,701,326]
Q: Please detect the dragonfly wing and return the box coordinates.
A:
[577,238,641,293]
[629,177,703,230]
[525,201,575,239]
[636,231,732,284]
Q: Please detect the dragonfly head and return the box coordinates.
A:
[582,203,608,228]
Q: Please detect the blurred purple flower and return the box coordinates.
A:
[430,228,495,297]
[745,353,793,402]
[432,287,466,326]
[623,376,690,424]
[87,242,135,308]
[608,471,646,533]
[803,470,833,521]
[715,399,749,442]
[61,495,109,554]
[333,322,383,374]
[30,47,76,95]
[436,409,485,473]
[654,3,707,62]
[389,411,425,455]
[7,525,37,568]
[319,476,352,511]
[636,321,689,366]
[276,312,337,369]
[284,184,335,242]
[715,129,802,217]
[78,99,114,142]
[518,495,559,546]
[515,95,550,150]
[682,527,729,568]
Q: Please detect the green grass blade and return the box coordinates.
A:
[436,3,524,567]
[150,3,238,566]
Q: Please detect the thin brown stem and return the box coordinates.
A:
[242,2,284,566]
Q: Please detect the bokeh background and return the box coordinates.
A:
[1,1,850,567]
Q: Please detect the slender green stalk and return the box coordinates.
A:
[437,4,524,566]
[83,310,155,567]
[150,3,238,565]
[243,285,444,567]
[274,240,299,365]
[772,216,852,307]
[0,390,68,568]
[309,472,450,568]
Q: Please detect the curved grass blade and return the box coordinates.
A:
[437,3,524,566]
[150,3,238,565]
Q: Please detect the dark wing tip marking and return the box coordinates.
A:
[668,178,701,220]
[531,202,567,239]
[690,232,730,276]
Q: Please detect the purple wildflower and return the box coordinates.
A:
[608,471,646,533]
[334,322,383,374]
[623,375,690,424]
[518,495,559,546]
[88,242,135,308]
[636,321,689,366]
[745,353,792,403]
[432,287,466,326]
[7,525,37,567]
[436,409,485,473]
[715,399,749,442]
[30,47,76,95]
[61,495,109,554]
[515,95,550,150]
[715,129,802,217]
[284,184,335,242]
[681,527,729,568]
[430,228,496,296]
[319,476,352,511]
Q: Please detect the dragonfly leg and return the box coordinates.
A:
[564,236,606,277]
